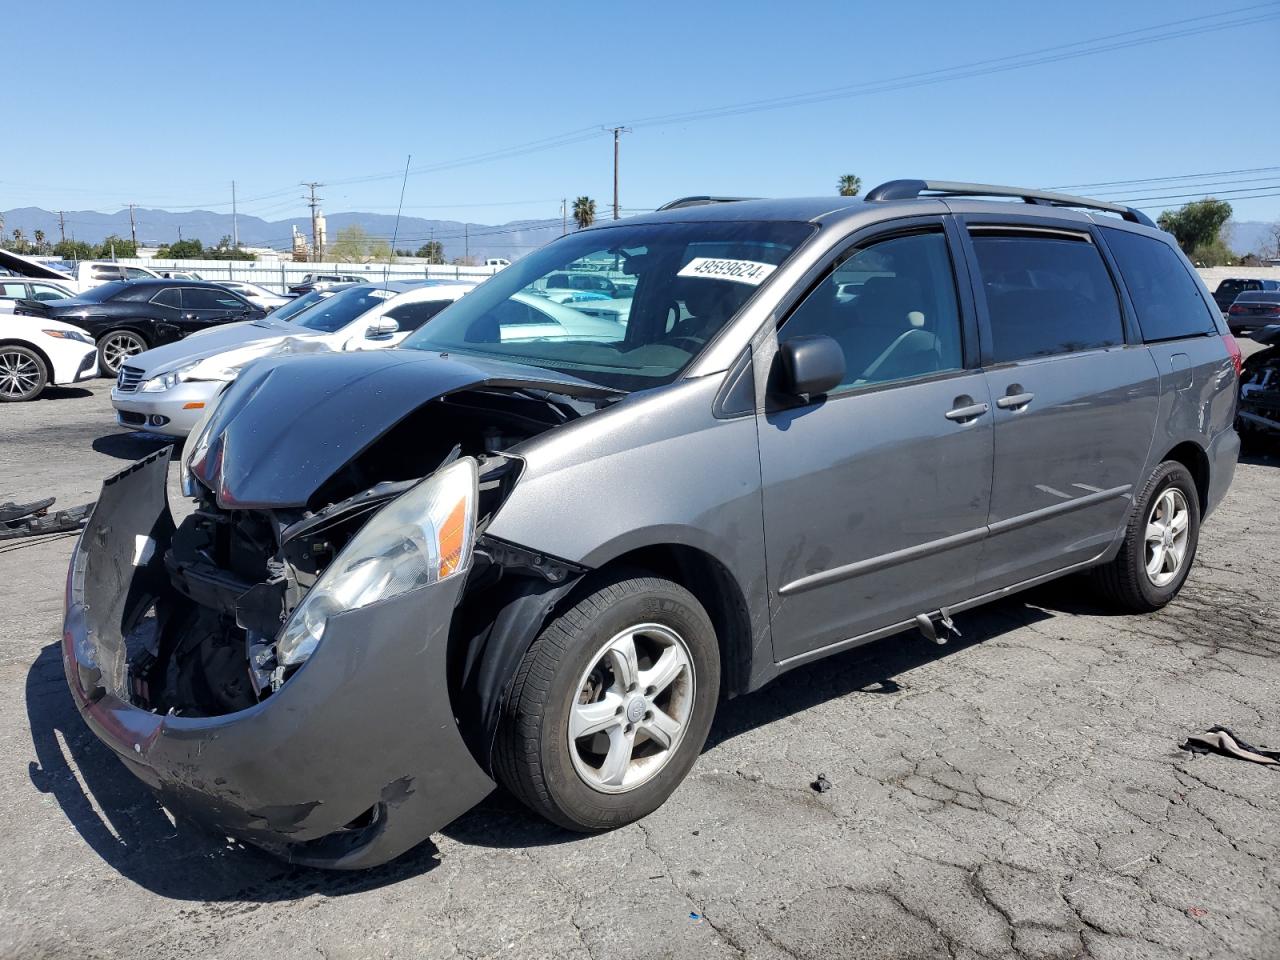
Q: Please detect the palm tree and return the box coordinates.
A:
[837,174,862,197]
[572,196,596,230]
[33,229,45,252]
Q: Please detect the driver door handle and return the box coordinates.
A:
[945,401,990,422]
[996,392,1035,410]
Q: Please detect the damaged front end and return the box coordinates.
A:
[1239,332,1280,442]
[63,351,603,868]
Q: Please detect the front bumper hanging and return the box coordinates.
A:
[62,448,495,869]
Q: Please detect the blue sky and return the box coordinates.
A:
[5,0,1279,227]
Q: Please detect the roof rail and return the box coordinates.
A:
[863,179,1156,227]
[656,196,758,211]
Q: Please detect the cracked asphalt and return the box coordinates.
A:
[2,378,1278,960]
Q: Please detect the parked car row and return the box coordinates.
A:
[1212,276,1280,335]
[63,181,1244,873]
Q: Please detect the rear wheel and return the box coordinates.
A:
[494,572,720,831]
[0,346,48,402]
[98,330,147,376]
[1091,461,1200,611]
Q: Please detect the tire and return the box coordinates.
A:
[0,345,49,402]
[494,572,720,832]
[98,330,148,377]
[1091,461,1201,612]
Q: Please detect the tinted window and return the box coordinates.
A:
[386,298,453,332]
[182,287,247,311]
[76,281,133,302]
[1102,229,1214,342]
[29,284,70,301]
[780,231,964,391]
[151,287,182,309]
[92,265,125,280]
[971,233,1123,363]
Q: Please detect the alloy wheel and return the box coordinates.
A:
[1144,487,1191,587]
[0,350,41,399]
[567,623,696,794]
[101,333,145,374]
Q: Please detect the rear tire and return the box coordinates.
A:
[494,572,720,832]
[1091,461,1200,611]
[0,345,49,402]
[98,330,148,377]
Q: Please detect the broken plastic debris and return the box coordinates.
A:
[811,773,832,793]
[1187,907,1209,919]
[689,912,704,925]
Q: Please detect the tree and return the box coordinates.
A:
[33,229,46,253]
[572,196,596,230]
[97,234,137,258]
[415,240,444,263]
[1157,199,1234,265]
[368,239,392,262]
[203,235,257,261]
[329,225,370,262]
[53,239,94,261]
[158,238,204,259]
[837,174,862,197]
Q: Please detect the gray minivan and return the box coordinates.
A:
[64,181,1240,868]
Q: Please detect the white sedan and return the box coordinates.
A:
[213,280,290,312]
[0,315,98,401]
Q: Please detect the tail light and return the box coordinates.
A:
[1228,304,1245,315]
[1223,334,1243,378]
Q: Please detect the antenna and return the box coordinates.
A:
[384,155,411,285]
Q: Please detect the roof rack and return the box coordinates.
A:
[656,196,758,211]
[863,179,1156,228]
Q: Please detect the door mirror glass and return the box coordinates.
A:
[777,335,845,397]
[365,316,399,339]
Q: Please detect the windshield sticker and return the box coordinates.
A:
[677,257,777,286]
[367,289,396,299]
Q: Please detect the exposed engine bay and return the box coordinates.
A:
[1239,338,1280,442]
[127,385,595,719]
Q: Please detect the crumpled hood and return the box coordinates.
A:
[132,321,305,376]
[190,348,612,509]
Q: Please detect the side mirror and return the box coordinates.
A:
[777,335,845,398]
[365,316,399,339]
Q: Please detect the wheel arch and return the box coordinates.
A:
[1158,440,1210,515]
[0,337,52,375]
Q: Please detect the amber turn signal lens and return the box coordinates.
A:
[437,497,468,578]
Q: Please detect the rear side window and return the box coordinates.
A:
[0,282,27,298]
[182,287,245,310]
[386,299,453,332]
[1102,229,1214,342]
[970,232,1123,363]
[92,265,125,280]
[151,287,182,308]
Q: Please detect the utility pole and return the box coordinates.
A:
[464,223,469,264]
[57,211,66,244]
[606,126,631,220]
[561,198,567,236]
[302,182,323,262]
[231,180,238,249]
[128,203,137,248]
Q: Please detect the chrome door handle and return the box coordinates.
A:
[945,402,990,422]
[996,392,1035,410]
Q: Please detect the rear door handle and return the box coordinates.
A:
[945,402,990,422]
[996,392,1035,410]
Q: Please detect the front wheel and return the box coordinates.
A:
[494,572,720,831]
[1090,461,1201,611]
[98,330,148,377]
[0,345,49,401]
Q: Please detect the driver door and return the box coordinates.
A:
[757,223,995,662]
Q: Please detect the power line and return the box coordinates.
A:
[1051,165,1280,191]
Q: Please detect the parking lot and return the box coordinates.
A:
[1,380,1278,960]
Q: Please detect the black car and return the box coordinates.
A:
[14,280,264,375]
[1225,291,1280,336]
[1212,277,1280,314]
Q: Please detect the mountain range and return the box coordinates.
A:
[2,206,1275,259]
[0,206,569,261]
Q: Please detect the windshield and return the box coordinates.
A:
[401,219,812,390]
[291,284,397,333]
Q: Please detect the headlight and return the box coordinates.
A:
[140,362,197,392]
[42,329,93,344]
[275,457,478,667]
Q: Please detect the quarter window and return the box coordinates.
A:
[1101,228,1215,342]
[151,287,182,309]
[779,231,964,391]
[970,232,1123,363]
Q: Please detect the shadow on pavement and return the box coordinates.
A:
[25,642,441,902]
[36,386,94,402]
[24,586,1094,894]
[90,431,175,461]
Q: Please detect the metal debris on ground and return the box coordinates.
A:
[811,773,832,793]
[1180,726,1279,766]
